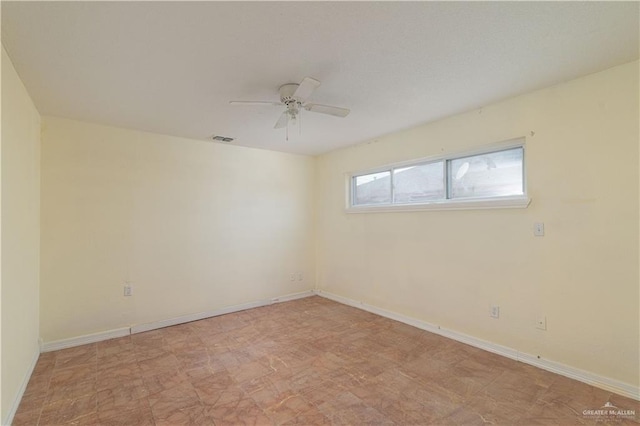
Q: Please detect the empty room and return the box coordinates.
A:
[1,1,639,425]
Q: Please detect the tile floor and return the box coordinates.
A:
[13,296,640,425]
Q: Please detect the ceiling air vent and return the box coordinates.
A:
[212,135,234,142]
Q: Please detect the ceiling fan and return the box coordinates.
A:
[230,77,350,135]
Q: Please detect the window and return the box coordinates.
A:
[448,147,524,199]
[349,140,529,211]
[353,171,391,205]
[393,162,445,204]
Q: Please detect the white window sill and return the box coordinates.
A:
[345,196,531,213]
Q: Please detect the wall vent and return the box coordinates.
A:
[212,135,235,142]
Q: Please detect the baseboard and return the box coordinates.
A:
[3,348,40,425]
[271,289,315,303]
[516,353,639,400]
[131,289,315,334]
[314,289,640,401]
[40,290,316,351]
[130,300,271,334]
[41,327,131,352]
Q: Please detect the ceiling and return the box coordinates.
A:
[2,2,638,156]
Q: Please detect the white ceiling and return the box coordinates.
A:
[2,2,638,156]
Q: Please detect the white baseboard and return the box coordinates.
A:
[271,289,315,304]
[131,289,315,334]
[41,327,131,352]
[516,353,639,401]
[40,290,316,351]
[130,300,271,334]
[314,289,639,401]
[3,348,40,425]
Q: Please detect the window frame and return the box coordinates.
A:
[346,138,530,213]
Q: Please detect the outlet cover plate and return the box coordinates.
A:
[490,305,500,319]
[536,315,547,330]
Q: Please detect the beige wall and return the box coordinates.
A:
[1,47,41,422]
[40,117,316,342]
[316,61,639,387]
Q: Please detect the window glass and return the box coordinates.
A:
[393,162,444,204]
[449,147,524,199]
[353,171,391,205]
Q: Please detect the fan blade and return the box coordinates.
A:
[305,103,350,117]
[274,111,288,129]
[230,101,283,106]
[293,77,320,102]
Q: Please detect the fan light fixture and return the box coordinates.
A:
[230,77,350,141]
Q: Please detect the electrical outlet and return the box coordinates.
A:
[297,272,303,281]
[536,316,547,330]
[124,283,133,297]
[490,305,500,319]
[289,273,295,281]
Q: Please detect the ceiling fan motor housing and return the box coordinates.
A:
[279,83,301,105]
[279,83,302,118]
